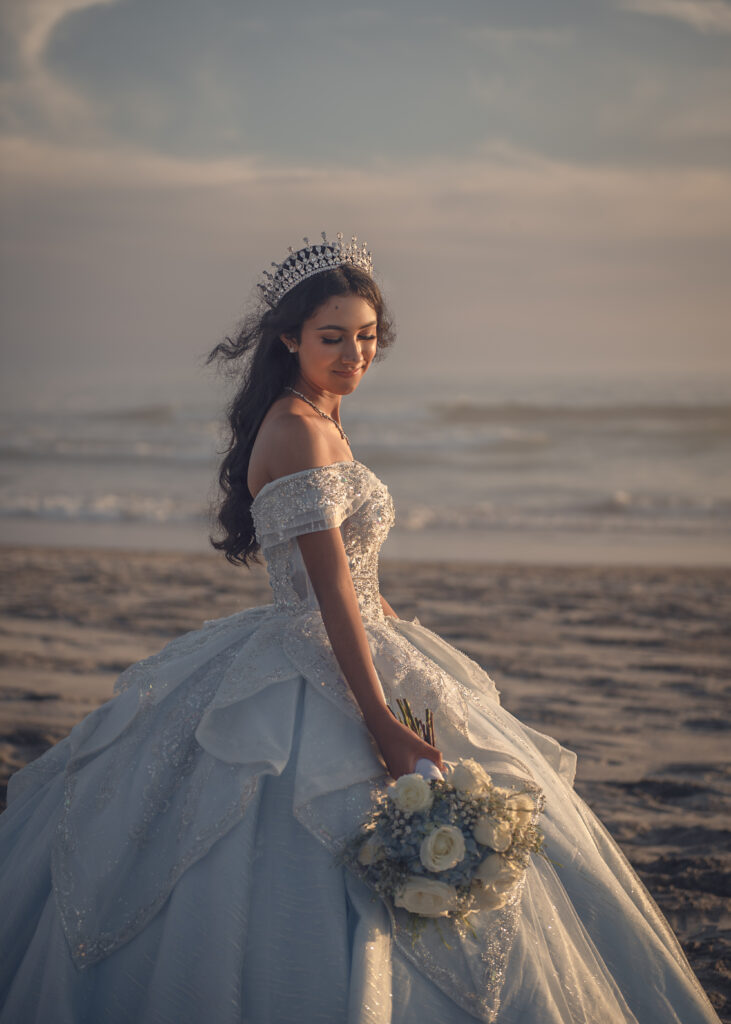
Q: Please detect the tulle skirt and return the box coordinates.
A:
[0,607,720,1023]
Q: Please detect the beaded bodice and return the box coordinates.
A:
[250,461,395,621]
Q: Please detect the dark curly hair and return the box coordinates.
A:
[206,264,395,566]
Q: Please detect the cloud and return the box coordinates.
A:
[594,66,731,151]
[2,134,729,246]
[0,0,728,174]
[0,0,729,393]
[619,0,731,33]
[655,101,731,141]
[459,24,576,48]
[0,0,119,135]
[4,0,118,67]
[1,134,729,404]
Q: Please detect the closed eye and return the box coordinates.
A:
[321,334,377,344]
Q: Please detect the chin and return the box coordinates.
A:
[332,372,365,392]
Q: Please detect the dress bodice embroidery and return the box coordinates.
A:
[250,461,395,622]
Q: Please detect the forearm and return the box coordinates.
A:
[297,529,444,779]
[318,581,391,727]
[380,593,398,618]
[297,530,391,730]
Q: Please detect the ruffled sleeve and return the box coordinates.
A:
[251,461,376,551]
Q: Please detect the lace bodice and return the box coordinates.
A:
[250,461,395,621]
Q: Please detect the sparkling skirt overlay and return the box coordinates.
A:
[0,461,720,1023]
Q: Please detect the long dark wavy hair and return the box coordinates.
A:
[206,264,395,566]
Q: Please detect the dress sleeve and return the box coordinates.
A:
[251,462,375,550]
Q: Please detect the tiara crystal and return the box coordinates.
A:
[258,232,374,308]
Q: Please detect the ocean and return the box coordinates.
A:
[1,367,729,565]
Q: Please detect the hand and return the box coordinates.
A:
[365,708,445,781]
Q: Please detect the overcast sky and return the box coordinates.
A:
[1,0,730,410]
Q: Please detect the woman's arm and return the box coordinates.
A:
[298,527,388,725]
[259,415,440,777]
[297,528,444,779]
[379,593,398,619]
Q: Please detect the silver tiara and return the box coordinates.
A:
[258,231,374,308]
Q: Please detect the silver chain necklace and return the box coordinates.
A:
[284,386,351,446]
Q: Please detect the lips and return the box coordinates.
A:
[333,368,362,377]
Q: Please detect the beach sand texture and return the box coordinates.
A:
[0,545,728,1018]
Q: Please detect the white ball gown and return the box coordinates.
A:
[0,460,721,1024]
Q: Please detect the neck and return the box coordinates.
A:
[291,379,342,422]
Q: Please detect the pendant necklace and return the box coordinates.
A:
[284,386,351,447]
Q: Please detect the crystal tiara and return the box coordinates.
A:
[258,232,374,308]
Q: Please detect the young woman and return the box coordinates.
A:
[0,234,720,1024]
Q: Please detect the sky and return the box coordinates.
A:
[1,0,730,411]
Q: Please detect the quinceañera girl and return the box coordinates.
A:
[0,234,721,1024]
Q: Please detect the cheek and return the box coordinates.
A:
[305,344,331,364]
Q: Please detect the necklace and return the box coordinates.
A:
[284,386,351,446]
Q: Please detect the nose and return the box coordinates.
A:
[341,337,363,364]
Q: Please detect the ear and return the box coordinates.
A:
[280,333,298,354]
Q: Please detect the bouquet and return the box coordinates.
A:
[342,699,545,931]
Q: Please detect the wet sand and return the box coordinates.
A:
[0,545,728,1017]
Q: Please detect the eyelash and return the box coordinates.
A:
[321,335,377,344]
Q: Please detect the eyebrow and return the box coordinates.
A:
[316,320,377,330]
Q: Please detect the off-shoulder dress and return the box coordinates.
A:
[0,461,720,1023]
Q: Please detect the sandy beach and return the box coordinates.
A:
[0,544,728,1018]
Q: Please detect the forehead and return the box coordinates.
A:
[308,294,376,324]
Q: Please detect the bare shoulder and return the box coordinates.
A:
[248,398,348,497]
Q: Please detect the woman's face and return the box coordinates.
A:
[283,294,378,398]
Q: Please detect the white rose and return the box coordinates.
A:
[504,791,536,828]
[448,758,492,797]
[388,773,434,815]
[420,825,466,872]
[357,834,384,866]
[470,882,510,912]
[475,854,524,894]
[473,814,513,852]
[394,877,460,917]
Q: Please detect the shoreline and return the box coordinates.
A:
[2,519,730,567]
[1,544,729,1015]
